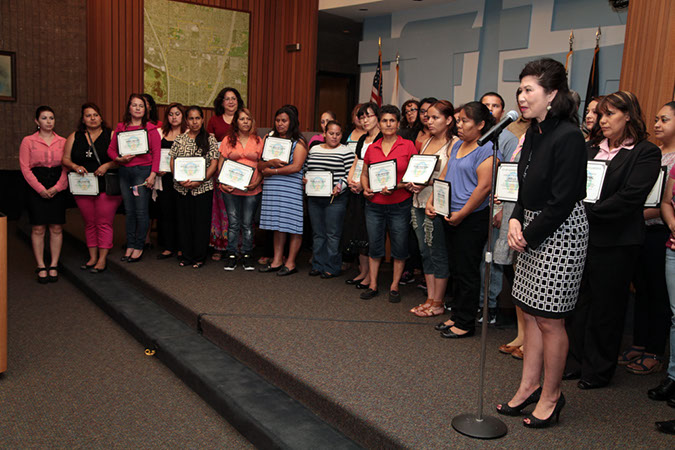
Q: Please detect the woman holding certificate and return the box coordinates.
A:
[257,106,308,276]
[496,58,588,429]
[564,91,661,391]
[407,100,456,317]
[62,103,119,273]
[425,102,495,336]
[107,93,161,263]
[217,108,263,271]
[170,106,220,268]
[305,121,354,278]
[19,106,68,283]
[360,105,417,302]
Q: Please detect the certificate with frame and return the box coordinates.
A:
[644,166,668,208]
[433,179,451,217]
[305,170,333,197]
[368,159,397,193]
[173,157,206,182]
[159,148,172,172]
[495,162,519,202]
[68,172,99,196]
[117,129,149,156]
[584,160,609,203]
[402,154,439,184]
[262,137,292,163]
[219,159,255,191]
[351,159,364,182]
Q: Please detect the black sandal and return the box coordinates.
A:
[35,267,48,284]
[47,266,59,283]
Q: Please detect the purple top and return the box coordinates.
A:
[444,140,497,213]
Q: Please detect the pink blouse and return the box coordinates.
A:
[218,135,264,196]
[107,122,161,172]
[19,132,68,193]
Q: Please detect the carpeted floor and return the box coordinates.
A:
[56,210,675,447]
[1,229,253,448]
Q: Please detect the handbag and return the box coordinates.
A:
[87,130,121,196]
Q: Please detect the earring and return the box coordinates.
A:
[37,125,40,129]
[546,103,552,111]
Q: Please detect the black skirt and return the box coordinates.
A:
[26,167,66,225]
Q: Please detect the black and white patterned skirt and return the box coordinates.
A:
[512,202,588,318]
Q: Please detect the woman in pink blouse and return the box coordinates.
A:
[19,106,68,283]
[217,108,264,271]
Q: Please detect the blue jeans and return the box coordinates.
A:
[118,165,152,250]
[666,249,675,380]
[365,197,412,260]
[479,227,503,309]
[307,193,348,274]
[411,207,449,278]
[223,193,261,255]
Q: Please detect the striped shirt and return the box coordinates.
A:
[304,144,354,192]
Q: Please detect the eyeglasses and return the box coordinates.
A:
[361,114,377,119]
[406,108,418,113]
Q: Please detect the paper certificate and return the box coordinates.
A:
[117,129,149,156]
[351,159,364,181]
[584,160,609,203]
[68,172,99,196]
[219,159,255,191]
[305,171,333,197]
[173,157,206,182]
[644,166,667,208]
[262,137,292,163]
[433,179,451,217]
[159,149,172,172]
[347,142,358,154]
[495,162,520,202]
[402,154,438,184]
[368,159,397,193]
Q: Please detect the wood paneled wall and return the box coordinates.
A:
[619,0,675,143]
[0,0,88,170]
[87,0,318,131]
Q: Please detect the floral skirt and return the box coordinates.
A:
[209,189,229,251]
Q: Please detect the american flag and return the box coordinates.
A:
[370,44,383,106]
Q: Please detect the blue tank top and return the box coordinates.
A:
[444,140,497,212]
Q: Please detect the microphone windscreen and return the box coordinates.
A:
[506,110,519,122]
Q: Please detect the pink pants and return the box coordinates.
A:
[74,193,122,249]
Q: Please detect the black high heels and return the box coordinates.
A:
[523,393,566,429]
[496,386,542,416]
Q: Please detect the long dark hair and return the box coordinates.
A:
[400,99,420,129]
[77,102,109,132]
[185,106,209,155]
[272,106,305,142]
[411,96,438,136]
[430,100,456,140]
[591,91,648,147]
[213,87,245,116]
[122,93,149,127]
[161,103,187,136]
[519,58,578,125]
[227,108,260,148]
[142,93,159,124]
[462,101,496,135]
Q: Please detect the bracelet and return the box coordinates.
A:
[275,168,279,175]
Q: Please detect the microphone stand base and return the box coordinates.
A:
[452,413,508,439]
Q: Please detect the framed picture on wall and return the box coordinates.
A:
[0,51,16,102]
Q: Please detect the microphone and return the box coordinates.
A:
[477,110,519,146]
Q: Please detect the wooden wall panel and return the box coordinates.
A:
[87,0,318,131]
[619,0,675,143]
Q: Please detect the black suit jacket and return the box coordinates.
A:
[585,139,661,247]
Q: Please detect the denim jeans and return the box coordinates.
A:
[666,249,675,380]
[365,197,412,260]
[411,207,449,278]
[223,193,261,255]
[307,193,349,274]
[118,165,152,250]
[479,227,503,309]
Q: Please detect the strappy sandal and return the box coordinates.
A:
[410,301,433,314]
[414,304,445,318]
[626,354,663,375]
[618,346,644,366]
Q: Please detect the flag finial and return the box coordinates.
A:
[595,26,601,44]
[569,31,574,51]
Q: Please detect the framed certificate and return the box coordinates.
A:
[173,157,206,182]
[402,154,438,184]
[644,166,668,208]
[584,160,609,203]
[305,170,333,197]
[117,129,149,156]
[159,148,172,172]
[262,137,292,163]
[495,162,520,202]
[433,179,451,217]
[68,172,99,196]
[219,159,254,191]
[351,159,364,181]
[368,159,397,193]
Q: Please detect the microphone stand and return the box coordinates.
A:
[451,131,508,439]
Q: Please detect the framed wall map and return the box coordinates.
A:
[143,0,250,107]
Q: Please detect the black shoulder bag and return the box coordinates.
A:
[87,131,121,196]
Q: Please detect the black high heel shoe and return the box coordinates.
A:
[496,386,542,416]
[523,393,566,429]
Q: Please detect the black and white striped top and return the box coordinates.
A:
[304,144,355,191]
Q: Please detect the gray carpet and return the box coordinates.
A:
[60,210,674,448]
[1,228,253,448]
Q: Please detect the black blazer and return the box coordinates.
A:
[585,139,661,247]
